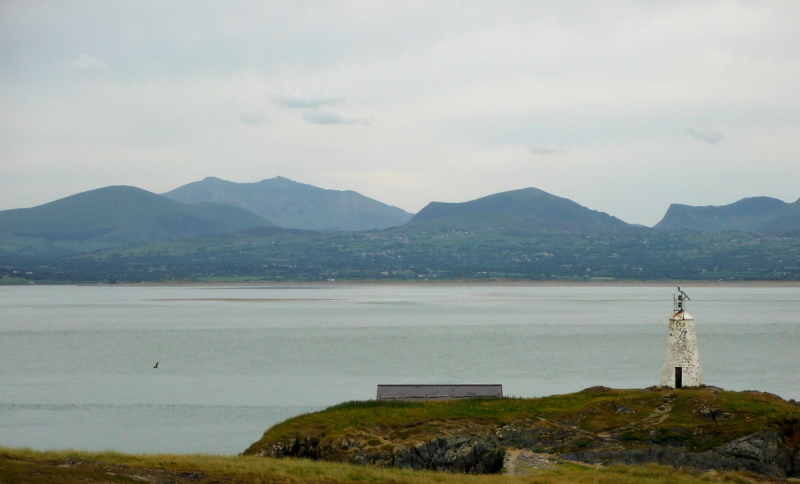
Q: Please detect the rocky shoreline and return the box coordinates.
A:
[247,387,800,478]
[256,424,800,477]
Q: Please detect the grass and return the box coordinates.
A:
[245,387,800,456]
[0,447,770,484]
[247,389,651,444]
[2,389,796,482]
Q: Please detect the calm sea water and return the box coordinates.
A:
[1,284,798,454]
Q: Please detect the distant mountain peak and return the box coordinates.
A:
[162,176,413,231]
[0,185,270,252]
[409,187,630,233]
[654,196,799,232]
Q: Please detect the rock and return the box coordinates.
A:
[394,435,505,473]
[794,445,800,478]
[494,419,594,452]
[711,431,792,477]
[259,433,504,474]
[562,430,793,478]
[615,404,636,414]
[697,405,733,421]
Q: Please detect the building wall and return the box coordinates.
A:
[377,384,503,401]
[660,311,703,388]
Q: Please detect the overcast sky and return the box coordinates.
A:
[1,1,799,226]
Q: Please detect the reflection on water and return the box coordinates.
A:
[0,284,798,454]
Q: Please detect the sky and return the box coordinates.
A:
[1,1,799,226]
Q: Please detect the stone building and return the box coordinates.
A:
[376,384,503,401]
[660,287,703,388]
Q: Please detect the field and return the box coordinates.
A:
[0,447,772,484]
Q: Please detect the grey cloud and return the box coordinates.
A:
[69,54,108,70]
[529,147,563,155]
[304,111,346,124]
[239,113,266,124]
[303,111,353,125]
[275,95,346,109]
[685,128,723,145]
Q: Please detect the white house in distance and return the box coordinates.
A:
[660,287,704,388]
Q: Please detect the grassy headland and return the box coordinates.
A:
[3,388,796,482]
[245,387,800,456]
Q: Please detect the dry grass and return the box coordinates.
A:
[0,447,771,484]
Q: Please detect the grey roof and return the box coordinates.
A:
[377,384,502,401]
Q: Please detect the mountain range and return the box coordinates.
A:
[0,186,269,252]
[162,176,412,232]
[1,177,799,259]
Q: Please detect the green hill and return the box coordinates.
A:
[408,188,631,233]
[654,196,800,232]
[0,186,271,255]
[244,387,800,478]
[162,176,413,231]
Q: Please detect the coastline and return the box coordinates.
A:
[96,279,800,288]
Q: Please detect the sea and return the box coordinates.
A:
[0,284,798,455]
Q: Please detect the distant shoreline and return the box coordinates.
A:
[5,278,800,288]
[92,279,800,288]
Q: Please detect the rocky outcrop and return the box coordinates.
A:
[394,436,505,473]
[254,421,800,477]
[246,388,800,477]
[494,418,594,452]
[254,434,505,474]
[562,430,797,478]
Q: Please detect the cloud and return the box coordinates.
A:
[303,111,347,124]
[529,147,564,155]
[685,128,723,145]
[274,95,346,109]
[69,54,108,71]
[239,113,266,124]
[4,2,800,226]
[302,111,370,125]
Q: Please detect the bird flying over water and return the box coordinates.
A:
[153,362,158,369]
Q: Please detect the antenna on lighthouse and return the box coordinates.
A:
[675,286,690,312]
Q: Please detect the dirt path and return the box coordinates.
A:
[597,393,676,441]
[503,449,561,475]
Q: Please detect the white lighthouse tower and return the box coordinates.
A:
[660,287,703,388]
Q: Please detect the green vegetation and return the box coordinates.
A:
[3,223,800,283]
[0,447,772,483]
[246,388,800,456]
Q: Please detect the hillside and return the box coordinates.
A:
[0,447,767,483]
[244,387,800,478]
[162,176,413,231]
[0,186,270,255]
[6,224,800,283]
[409,188,631,233]
[654,196,800,232]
